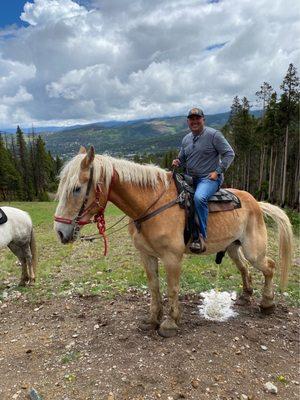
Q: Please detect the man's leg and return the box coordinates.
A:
[194,177,221,239]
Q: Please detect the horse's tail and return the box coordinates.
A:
[30,227,38,276]
[258,202,293,290]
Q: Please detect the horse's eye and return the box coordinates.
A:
[73,186,81,194]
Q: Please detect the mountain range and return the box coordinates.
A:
[3,110,262,158]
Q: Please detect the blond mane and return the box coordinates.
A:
[57,153,169,201]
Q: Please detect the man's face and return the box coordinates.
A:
[187,115,204,134]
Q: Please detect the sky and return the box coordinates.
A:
[0,0,299,128]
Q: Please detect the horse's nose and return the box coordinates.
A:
[57,230,68,244]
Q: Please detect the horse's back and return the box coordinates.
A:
[1,206,32,225]
[225,188,260,205]
[0,207,33,247]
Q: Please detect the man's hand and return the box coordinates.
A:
[172,158,181,167]
[208,171,219,180]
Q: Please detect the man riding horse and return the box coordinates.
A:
[172,107,235,253]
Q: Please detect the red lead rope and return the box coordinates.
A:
[94,212,108,256]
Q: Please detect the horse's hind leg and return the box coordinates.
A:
[242,240,276,312]
[140,251,162,329]
[227,243,253,305]
[256,257,276,312]
[8,242,29,286]
[23,243,35,284]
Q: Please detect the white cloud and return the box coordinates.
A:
[20,0,88,26]
[0,0,299,127]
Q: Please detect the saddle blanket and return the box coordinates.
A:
[0,208,8,225]
[174,173,241,212]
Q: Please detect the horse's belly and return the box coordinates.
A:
[205,210,246,251]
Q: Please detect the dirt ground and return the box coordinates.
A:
[0,292,299,400]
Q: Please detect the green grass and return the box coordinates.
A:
[0,202,299,305]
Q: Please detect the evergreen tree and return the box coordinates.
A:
[33,135,52,200]
[0,134,22,200]
[15,126,34,200]
[255,82,273,116]
[278,63,299,206]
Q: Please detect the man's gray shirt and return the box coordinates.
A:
[178,126,235,179]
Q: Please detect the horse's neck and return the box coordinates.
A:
[108,175,174,219]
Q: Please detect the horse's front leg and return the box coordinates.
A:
[139,251,163,330]
[158,253,182,338]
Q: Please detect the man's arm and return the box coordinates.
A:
[213,131,235,174]
[172,142,186,167]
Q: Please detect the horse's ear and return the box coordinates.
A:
[80,146,95,169]
[79,146,87,154]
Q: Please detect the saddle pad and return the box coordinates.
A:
[208,189,241,212]
[208,201,238,213]
[0,208,8,225]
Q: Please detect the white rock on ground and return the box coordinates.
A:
[264,382,278,394]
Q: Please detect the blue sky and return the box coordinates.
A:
[0,0,30,27]
[0,0,299,128]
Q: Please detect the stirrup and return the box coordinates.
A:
[189,237,206,254]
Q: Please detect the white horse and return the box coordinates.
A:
[0,206,37,286]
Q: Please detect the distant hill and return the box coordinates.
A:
[39,111,235,158]
[3,110,262,158]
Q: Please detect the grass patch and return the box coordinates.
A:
[61,351,81,365]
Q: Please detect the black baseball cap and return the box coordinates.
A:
[187,107,204,118]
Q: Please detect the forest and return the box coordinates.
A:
[0,127,63,201]
[0,63,299,209]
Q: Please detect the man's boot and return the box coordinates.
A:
[189,235,206,254]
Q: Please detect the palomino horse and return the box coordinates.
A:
[54,147,293,337]
[0,206,37,286]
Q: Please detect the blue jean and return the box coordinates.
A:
[193,176,222,240]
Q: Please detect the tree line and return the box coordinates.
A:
[0,127,63,201]
[223,63,299,209]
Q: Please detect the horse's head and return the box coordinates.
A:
[54,146,108,244]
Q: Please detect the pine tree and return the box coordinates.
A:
[255,82,273,116]
[255,82,273,198]
[16,126,34,200]
[278,63,299,207]
[34,135,52,200]
[0,134,22,200]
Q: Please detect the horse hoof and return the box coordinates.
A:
[138,319,159,331]
[260,304,275,315]
[157,327,178,338]
[235,294,251,306]
[157,318,179,338]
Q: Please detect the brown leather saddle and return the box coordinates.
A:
[173,173,241,213]
[173,173,241,247]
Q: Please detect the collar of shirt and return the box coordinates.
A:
[192,127,205,142]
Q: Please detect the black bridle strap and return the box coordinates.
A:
[74,166,95,223]
[134,197,180,232]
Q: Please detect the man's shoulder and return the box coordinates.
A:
[182,132,193,143]
[205,126,220,136]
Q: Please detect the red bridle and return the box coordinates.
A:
[54,184,105,226]
[54,166,115,255]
